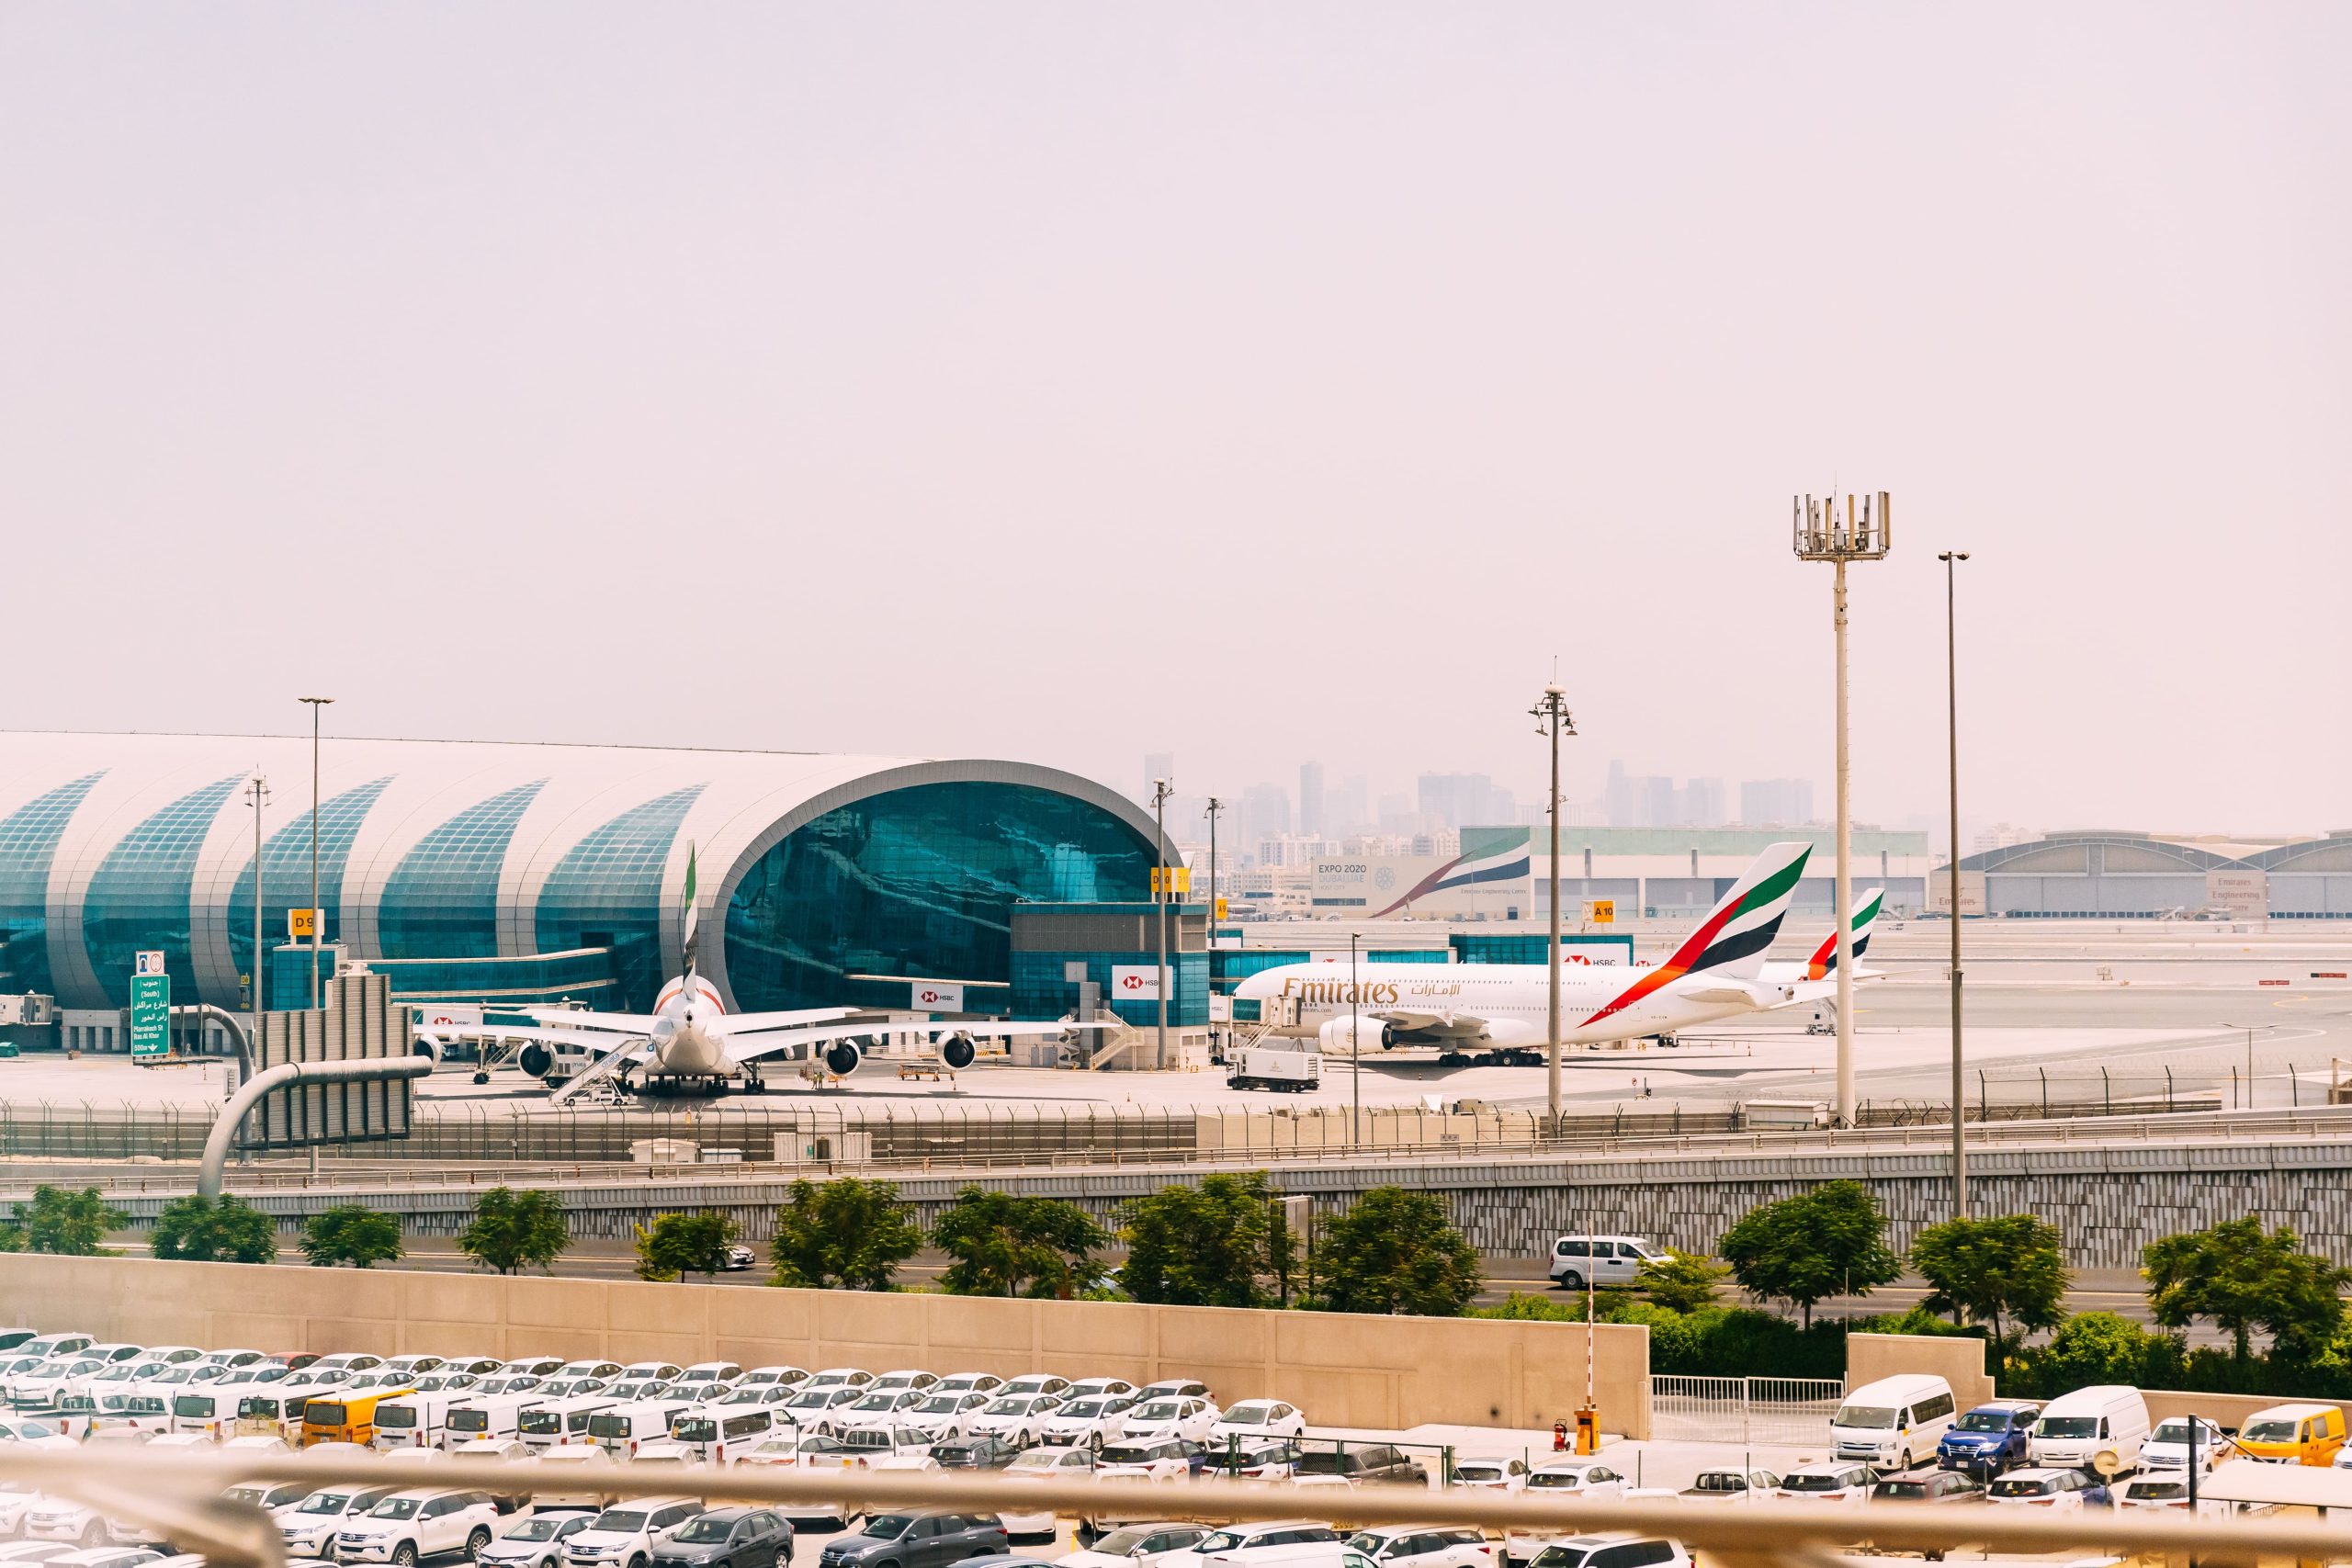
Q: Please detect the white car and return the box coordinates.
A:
[480,1513,601,1568]
[1118,1396,1219,1444]
[31,1549,168,1568]
[1183,1521,1345,1568]
[865,1370,938,1396]
[901,1391,992,1442]
[495,1358,567,1379]
[2143,1416,2229,1472]
[1061,1525,1214,1568]
[304,1352,381,1377]
[21,1497,159,1550]
[831,1389,929,1433]
[1200,1440,1301,1481]
[1524,1538,1688,1568]
[1092,1437,1197,1482]
[967,1393,1066,1448]
[933,1372,1003,1398]
[733,1367,809,1394]
[1986,1468,2107,1513]
[995,1445,1099,1537]
[275,1486,401,1557]
[1505,1465,1631,1563]
[1038,1393,1136,1448]
[1134,1379,1210,1404]
[1064,1378,1136,1402]
[0,1483,47,1536]
[560,1497,705,1568]
[774,1385,866,1434]
[1449,1456,1528,1494]
[798,1369,871,1394]
[665,1363,742,1400]
[334,1488,505,1566]
[1208,1401,1305,1442]
[1347,1528,1492,1568]
[999,1374,1072,1399]
[1773,1463,1875,1505]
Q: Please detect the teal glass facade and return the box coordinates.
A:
[724,782,1157,1013]
[227,775,393,1003]
[534,784,706,1011]
[0,771,102,997]
[81,773,244,1006]
[378,780,547,959]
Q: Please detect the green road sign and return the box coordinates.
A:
[130,972,171,1059]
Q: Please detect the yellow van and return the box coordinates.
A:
[2235,1402,2346,1465]
[299,1385,413,1448]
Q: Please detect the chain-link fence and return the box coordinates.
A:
[0,1064,2324,1167]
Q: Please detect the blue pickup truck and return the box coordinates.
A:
[1938,1401,2045,1475]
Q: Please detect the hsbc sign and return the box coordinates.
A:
[1109,965,1164,1001]
[910,982,966,1012]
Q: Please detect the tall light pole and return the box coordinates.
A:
[1793,492,1891,1127]
[1530,684,1576,1134]
[1350,931,1362,1147]
[1204,796,1224,1055]
[244,774,270,1047]
[299,696,334,1010]
[1938,552,1968,1216]
[1151,778,1173,1071]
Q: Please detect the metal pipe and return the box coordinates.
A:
[1834,557,1854,1124]
[1940,549,1969,1216]
[198,1055,431,1199]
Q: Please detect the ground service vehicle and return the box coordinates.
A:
[647,1508,793,1568]
[2029,1386,2151,1472]
[1832,1376,1958,1472]
[1937,1402,2042,1476]
[1227,1048,1319,1092]
[2234,1402,2346,1465]
[1547,1237,1664,1290]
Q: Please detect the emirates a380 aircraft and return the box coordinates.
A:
[1232,840,1819,1058]
[422,846,1117,1101]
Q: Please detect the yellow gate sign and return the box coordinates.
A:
[288,907,322,940]
[1151,866,1193,895]
[1587,899,1616,925]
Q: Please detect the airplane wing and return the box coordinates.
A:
[515,1008,667,1033]
[1778,968,1886,1007]
[724,1008,858,1033]
[725,1017,1120,1066]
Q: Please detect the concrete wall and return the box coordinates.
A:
[1846,1332,1994,1415]
[0,1253,1650,1438]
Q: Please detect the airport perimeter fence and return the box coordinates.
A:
[0,1065,2321,1166]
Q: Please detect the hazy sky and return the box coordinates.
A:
[4,4,2346,836]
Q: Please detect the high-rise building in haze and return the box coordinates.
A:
[1238,783,1292,858]
[1740,777,1815,827]
[1418,772,1516,829]
[1298,761,1326,837]
[1679,777,1727,828]
[1329,775,1370,834]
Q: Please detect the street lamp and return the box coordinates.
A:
[1151,778,1173,1071]
[1204,796,1224,1056]
[299,696,334,1010]
[1792,491,1892,1126]
[243,774,271,1043]
[1938,552,1968,1218]
[1529,684,1577,1134]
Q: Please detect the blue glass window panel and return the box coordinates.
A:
[725,782,1155,1013]
[226,775,394,1004]
[0,771,105,998]
[81,773,244,1007]
[377,781,548,960]
[533,784,706,1011]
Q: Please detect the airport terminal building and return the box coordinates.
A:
[0,733,1166,1029]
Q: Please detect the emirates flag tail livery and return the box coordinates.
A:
[1763,886,1887,1011]
[1232,840,1816,1058]
[415,842,1121,1102]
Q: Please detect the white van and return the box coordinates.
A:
[1829,1375,1958,1471]
[374,1393,461,1451]
[167,1387,235,1440]
[583,1400,692,1458]
[2030,1385,2151,1472]
[668,1405,776,1465]
[444,1393,537,1448]
[1548,1235,1667,1290]
[519,1397,617,1453]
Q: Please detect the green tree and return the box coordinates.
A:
[0,1216,24,1252]
[1637,1248,1731,1314]
[151,1194,278,1263]
[1309,1187,1481,1316]
[299,1205,404,1269]
[933,1187,1111,1299]
[770,1178,922,1291]
[2143,1218,2352,1363]
[1117,1172,1294,1309]
[1718,1179,1901,1327]
[1910,1213,2070,1347]
[11,1185,125,1256]
[634,1212,740,1281]
[458,1187,571,1276]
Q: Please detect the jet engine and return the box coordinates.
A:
[518,1043,556,1079]
[1317,1015,1393,1055]
[941,1032,977,1070]
[823,1041,864,1077]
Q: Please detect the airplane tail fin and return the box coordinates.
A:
[1658,840,1814,981]
[1805,887,1885,980]
[681,841,700,976]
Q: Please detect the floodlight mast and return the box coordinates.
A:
[1792,491,1891,1127]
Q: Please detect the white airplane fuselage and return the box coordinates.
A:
[645,974,731,1077]
[1234,960,1791,1049]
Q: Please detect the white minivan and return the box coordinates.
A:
[1829,1375,1958,1472]
[444,1393,537,1449]
[1547,1235,1667,1290]
[374,1393,461,1451]
[2030,1385,2151,1472]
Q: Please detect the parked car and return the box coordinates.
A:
[1832,1375,1959,1472]
[562,1498,707,1568]
[2142,1416,2230,1473]
[2235,1403,2346,1467]
[481,1514,600,1568]
[1293,1441,1427,1488]
[1116,1398,1217,1445]
[1092,1439,1199,1483]
[905,1392,993,1443]
[1675,1470,1778,1502]
[1937,1402,2044,1476]
[928,1435,1023,1472]
[648,1507,793,1568]
[1208,1402,1306,1442]
[2028,1387,2150,1472]
[1037,1394,1135,1449]
[1773,1463,1876,1506]
[814,1511,1007,1568]
[1200,1441,1303,1481]
[1056,1527,1211,1568]
[1344,1528,1490,1568]
[333,1488,505,1566]
[1523,1539,1688,1568]
[1987,1468,2111,1512]
[1189,1524,1347,1568]
[2114,1476,2222,1513]
[993,1447,1097,1539]
[1872,1469,1984,1505]
[968,1395,1067,1449]
[273,1486,400,1557]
